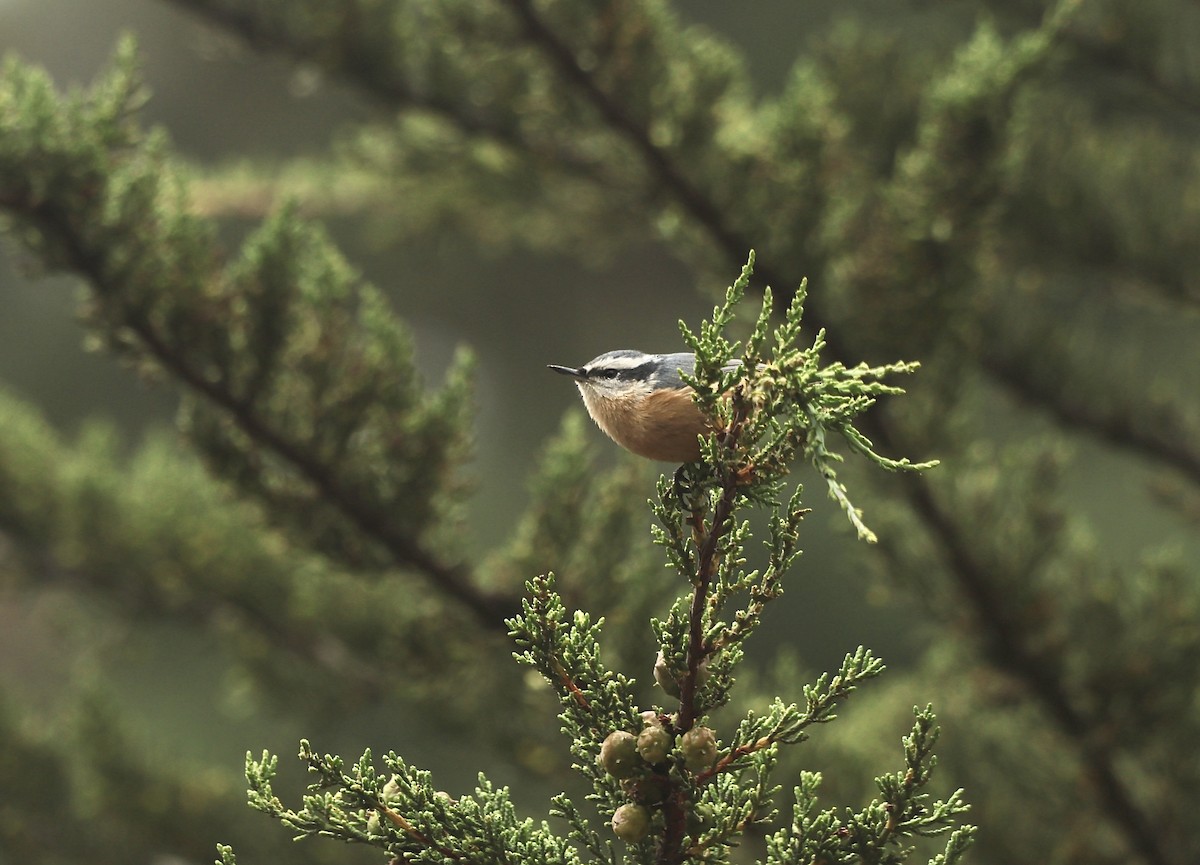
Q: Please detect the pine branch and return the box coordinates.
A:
[763,709,972,865]
[161,0,515,141]
[160,0,611,196]
[982,352,1200,489]
[497,0,750,264]
[0,394,488,706]
[697,647,885,785]
[245,744,581,863]
[218,255,965,865]
[0,47,521,633]
[6,190,516,629]
[891,464,1173,865]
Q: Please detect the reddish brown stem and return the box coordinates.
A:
[379,804,462,861]
[676,483,737,734]
[551,659,591,712]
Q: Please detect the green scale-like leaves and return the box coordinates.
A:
[2,28,966,865]
[248,257,964,864]
[0,42,495,622]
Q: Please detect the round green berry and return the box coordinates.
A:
[636,725,672,765]
[653,651,682,698]
[598,730,640,779]
[611,803,650,842]
[681,726,718,772]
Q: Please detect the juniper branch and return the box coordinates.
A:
[483,9,1171,862]
[983,352,1200,489]
[891,463,1173,865]
[0,50,521,633]
[7,191,514,627]
[698,647,885,784]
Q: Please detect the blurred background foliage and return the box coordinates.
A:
[0,1,1197,864]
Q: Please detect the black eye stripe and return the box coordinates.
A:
[586,362,656,381]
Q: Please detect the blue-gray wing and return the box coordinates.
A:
[650,353,742,390]
[646,353,693,390]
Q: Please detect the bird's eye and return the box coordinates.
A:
[591,368,619,379]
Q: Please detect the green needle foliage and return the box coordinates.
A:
[2,2,1198,865]
[0,38,483,617]
[235,260,968,864]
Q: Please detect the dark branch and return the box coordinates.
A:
[160,0,604,181]
[497,0,755,283]
[1,190,519,632]
[130,315,517,628]
[890,464,1174,865]
[982,354,1200,489]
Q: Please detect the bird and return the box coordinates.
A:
[547,350,721,462]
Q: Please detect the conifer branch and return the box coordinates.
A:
[0,54,522,634]
[160,0,607,189]
[208,254,963,865]
[498,0,752,268]
[676,411,749,734]
[6,191,515,629]
[160,1,502,136]
[229,255,959,865]
[891,464,1174,865]
[983,354,1200,489]
[4,6,1190,864]
[697,647,885,786]
[0,391,508,711]
[489,7,1174,861]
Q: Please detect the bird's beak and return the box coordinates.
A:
[547,364,585,379]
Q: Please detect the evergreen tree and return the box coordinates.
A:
[0,2,1197,864]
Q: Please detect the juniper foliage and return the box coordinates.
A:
[1,2,1198,864]
[235,261,965,864]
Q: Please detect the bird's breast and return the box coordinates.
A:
[579,386,710,462]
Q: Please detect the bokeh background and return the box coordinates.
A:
[1,1,1198,864]
[0,0,911,734]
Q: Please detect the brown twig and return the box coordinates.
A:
[378,803,463,861]
[661,390,753,864]
[694,735,773,787]
[550,658,591,712]
[982,352,1200,488]
[676,387,751,734]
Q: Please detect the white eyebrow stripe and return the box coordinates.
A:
[585,354,651,372]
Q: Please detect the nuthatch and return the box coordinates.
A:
[548,350,723,463]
